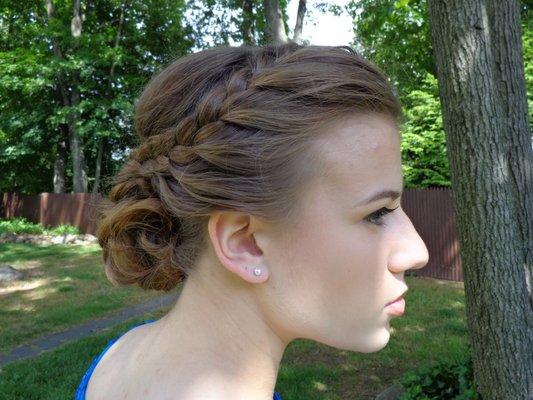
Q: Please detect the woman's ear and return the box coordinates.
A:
[207,212,269,283]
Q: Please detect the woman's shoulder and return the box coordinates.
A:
[76,319,156,400]
[76,318,283,400]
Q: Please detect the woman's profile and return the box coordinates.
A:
[76,42,429,400]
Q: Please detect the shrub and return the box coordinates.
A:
[47,224,80,235]
[397,352,481,399]
[0,218,79,235]
[400,73,451,188]
[0,217,44,234]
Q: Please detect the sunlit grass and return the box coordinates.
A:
[0,243,177,351]
[0,310,169,400]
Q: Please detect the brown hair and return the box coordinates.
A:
[96,42,402,291]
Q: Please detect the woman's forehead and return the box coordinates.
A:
[314,113,402,189]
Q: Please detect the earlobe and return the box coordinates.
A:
[207,212,270,284]
[245,265,269,283]
[228,262,269,284]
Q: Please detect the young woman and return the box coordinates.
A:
[76,42,429,400]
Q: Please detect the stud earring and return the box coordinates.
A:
[253,267,262,276]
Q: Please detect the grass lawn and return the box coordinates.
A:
[0,243,180,352]
[0,275,469,399]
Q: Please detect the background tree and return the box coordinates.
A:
[427,0,532,398]
[184,0,290,49]
[347,0,434,96]
[45,0,88,192]
[264,0,287,43]
[400,73,450,187]
[292,0,306,42]
[0,0,194,194]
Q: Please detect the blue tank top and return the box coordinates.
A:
[75,319,282,400]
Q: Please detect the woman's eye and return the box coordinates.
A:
[364,205,400,226]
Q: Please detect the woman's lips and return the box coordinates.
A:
[385,297,405,316]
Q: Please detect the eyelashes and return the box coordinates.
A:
[364,205,400,227]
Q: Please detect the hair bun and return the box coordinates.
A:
[96,195,187,291]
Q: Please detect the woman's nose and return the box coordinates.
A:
[388,209,430,274]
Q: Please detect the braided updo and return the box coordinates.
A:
[96,42,402,291]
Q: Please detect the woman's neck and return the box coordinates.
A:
[131,265,289,399]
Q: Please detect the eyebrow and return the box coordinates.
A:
[356,189,402,207]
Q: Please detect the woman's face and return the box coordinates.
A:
[255,112,429,353]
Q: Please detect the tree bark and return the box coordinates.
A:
[427,0,533,398]
[110,0,126,77]
[263,0,287,44]
[90,0,125,194]
[92,137,104,194]
[68,74,88,193]
[69,0,88,192]
[293,0,306,42]
[241,0,255,45]
[45,0,88,192]
[71,0,82,37]
[53,125,68,193]
[46,0,70,194]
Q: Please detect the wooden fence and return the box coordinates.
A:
[1,188,462,282]
[1,192,103,239]
[401,188,463,282]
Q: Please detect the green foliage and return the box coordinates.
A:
[0,0,194,194]
[0,217,79,235]
[0,217,44,234]
[401,73,450,188]
[47,224,80,235]
[185,0,256,48]
[184,0,287,48]
[397,350,481,400]
[347,0,434,97]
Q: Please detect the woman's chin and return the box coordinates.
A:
[356,329,391,353]
[321,328,391,354]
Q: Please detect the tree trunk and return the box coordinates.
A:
[68,76,88,193]
[241,0,255,45]
[53,125,68,193]
[293,0,306,42]
[69,0,88,192]
[110,0,126,77]
[263,0,287,44]
[427,0,533,398]
[46,0,88,192]
[71,0,82,37]
[46,0,71,194]
[92,137,104,194]
[90,0,125,194]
